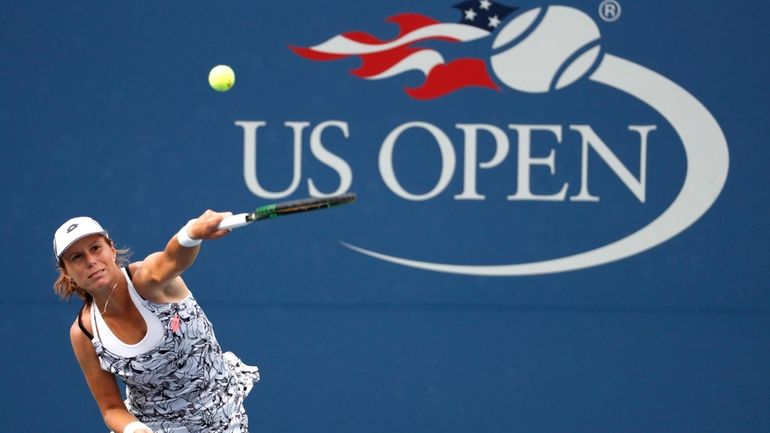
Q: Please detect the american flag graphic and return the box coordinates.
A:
[291,1,518,100]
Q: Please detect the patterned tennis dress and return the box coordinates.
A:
[87,268,259,433]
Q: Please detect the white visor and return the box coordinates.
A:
[53,216,108,259]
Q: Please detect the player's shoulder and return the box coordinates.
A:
[127,260,142,276]
[129,259,189,302]
[127,259,154,285]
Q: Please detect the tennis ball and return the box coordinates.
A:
[208,65,235,92]
[490,6,601,93]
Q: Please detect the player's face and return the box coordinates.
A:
[61,235,119,292]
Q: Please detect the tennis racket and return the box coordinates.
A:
[218,193,357,230]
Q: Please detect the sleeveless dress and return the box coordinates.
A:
[88,268,260,433]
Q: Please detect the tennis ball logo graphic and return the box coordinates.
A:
[491,6,602,93]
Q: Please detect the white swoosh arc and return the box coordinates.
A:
[344,54,729,276]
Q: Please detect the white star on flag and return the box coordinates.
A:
[480,0,492,11]
[464,8,477,21]
[488,15,501,28]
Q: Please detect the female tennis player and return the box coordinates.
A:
[53,210,259,433]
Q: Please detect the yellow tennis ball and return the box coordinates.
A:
[208,65,235,92]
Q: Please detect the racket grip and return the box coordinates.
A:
[218,213,251,230]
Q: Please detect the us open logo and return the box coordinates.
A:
[237,3,729,276]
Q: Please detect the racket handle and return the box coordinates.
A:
[218,213,252,230]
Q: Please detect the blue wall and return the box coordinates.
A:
[2,1,769,432]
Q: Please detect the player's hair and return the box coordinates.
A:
[53,235,131,303]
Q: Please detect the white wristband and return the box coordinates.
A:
[123,421,152,433]
[176,219,202,248]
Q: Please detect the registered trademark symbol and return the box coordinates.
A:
[599,0,622,22]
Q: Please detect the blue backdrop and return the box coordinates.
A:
[2,0,769,432]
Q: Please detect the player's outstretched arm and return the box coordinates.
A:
[132,210,232,298]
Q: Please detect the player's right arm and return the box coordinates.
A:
[70,316,153,433]
[130,210,231,302]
